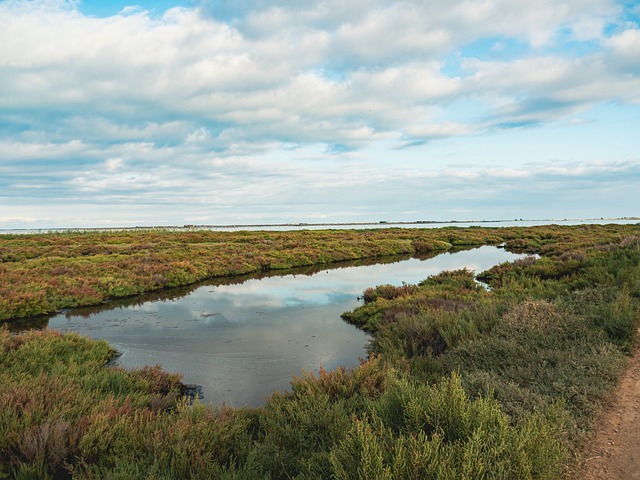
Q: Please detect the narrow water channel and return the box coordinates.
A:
[45,246,526,407]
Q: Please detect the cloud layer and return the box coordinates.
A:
[1,0,638,227]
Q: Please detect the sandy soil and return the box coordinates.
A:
[570,345,640,480]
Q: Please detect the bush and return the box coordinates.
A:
[330,374,568,480]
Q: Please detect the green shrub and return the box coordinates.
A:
[249,392,353,479]
[331,374,568,480]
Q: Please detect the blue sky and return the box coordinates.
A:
[1,0,639,228]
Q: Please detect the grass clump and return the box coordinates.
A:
[0,327,251,479]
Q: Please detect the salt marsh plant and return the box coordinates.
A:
[1,224,639,478]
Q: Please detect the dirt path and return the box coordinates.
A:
[570,346,640,480]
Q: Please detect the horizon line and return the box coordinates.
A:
[2,217,639,233]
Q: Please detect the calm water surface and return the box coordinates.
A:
[47,246,527,407]
[3,218,637,235]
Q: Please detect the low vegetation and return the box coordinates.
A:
[1,224,634,323]
[1,223,639,478]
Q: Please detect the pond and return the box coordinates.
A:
[45,246,527,407]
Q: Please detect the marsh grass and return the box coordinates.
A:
[1,223,639,478]
[2,224,637,322]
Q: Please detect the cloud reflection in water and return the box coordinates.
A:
[47,246,525,406]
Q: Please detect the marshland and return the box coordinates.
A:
[1,223,639,479]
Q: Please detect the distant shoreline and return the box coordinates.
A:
[1,217,638,234]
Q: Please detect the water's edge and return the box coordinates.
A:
[25,246,528,407]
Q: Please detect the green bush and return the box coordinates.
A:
[331,374,568,480]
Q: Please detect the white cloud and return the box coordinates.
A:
[0,139,87,160]
[105,158,124,172]
[605,27,640,79]
[0,0,638,228]
[1,0,631,146]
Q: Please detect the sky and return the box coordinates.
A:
[1,0,639,228]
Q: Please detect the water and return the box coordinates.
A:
[45,246,527,407]
[1,218,638,235]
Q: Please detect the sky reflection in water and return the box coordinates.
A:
[47,246,526,407]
